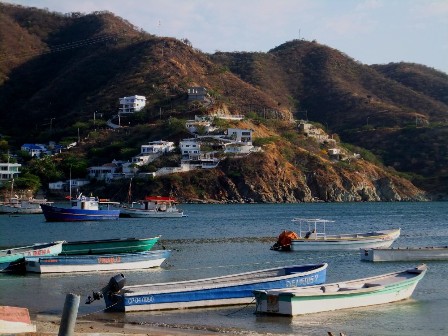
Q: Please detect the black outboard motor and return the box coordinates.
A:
[108,273,126,293]
[86,273,126,304]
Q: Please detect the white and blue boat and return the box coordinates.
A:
[0,241,63,272]
[95,263,327,312]
[40,193,120,222]
[25,250,170,273]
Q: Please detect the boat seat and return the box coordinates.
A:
[363,283,382,288]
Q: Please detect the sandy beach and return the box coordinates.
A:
[30,314,255,336]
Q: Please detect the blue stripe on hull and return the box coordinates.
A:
[41,204,120,222]
[105,267,326,311]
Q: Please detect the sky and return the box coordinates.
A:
[4,0,448,73]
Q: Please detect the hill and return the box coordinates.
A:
[0,3,446,201]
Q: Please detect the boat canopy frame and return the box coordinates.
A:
[291,218,335,240]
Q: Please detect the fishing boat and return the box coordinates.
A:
[0,197,51,215]
[25,250,171,273]
[60,236,161,255]
[0,241,63,272]
[40,193,120,222]
[361,246,448,262]
[120,196,185,218]
[90,263,328,312]
[271,218,400,251]
[254,264,427,316]
[0,179,51,214]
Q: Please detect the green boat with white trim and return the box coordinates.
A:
[61,236,160,255]
[254,264,427,316]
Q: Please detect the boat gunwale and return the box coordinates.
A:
[122,263,328,295]
[255,265,427,298]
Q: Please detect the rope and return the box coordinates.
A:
[78,301,118,318]
[224,298,256,316]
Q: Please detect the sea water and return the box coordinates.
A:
[0,202,447,335]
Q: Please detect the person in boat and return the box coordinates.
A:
[271,230,299,251]
[305,229,316,239]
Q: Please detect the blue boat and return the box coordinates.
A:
[94,263,327,312]
[25,250,171,273]
[40,194,120,222]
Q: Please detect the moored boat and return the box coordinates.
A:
[0,241,63,272]
[41,193,120,222]
[92,263,328,312]
[361,246,448,262]
[0,197,52,215]
[120,196,185,218]
[25,250,171,273]
[61,236,161,255]
[254,264,427,316]
[271,218,400,251]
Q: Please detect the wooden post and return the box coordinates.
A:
[58,293,80,336]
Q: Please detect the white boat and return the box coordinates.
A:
[0,178,51,214]
[361,246,448,262]
[0,241,64,272]
[25,250,171,273]
[254,264,427,316]
[0,197,51,214]
[120,196,186,218]
[91,263,328,312]
[271,218,400,251]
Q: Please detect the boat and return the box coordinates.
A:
[0,179,52,214]
[120,196,185,218]
[271,218,400,251]
[90,263,328,312]
[361,246,448,262]
[0,241,63,272]
[60,236,161,255]
[25,250,171,273]
[253,264,427,316]
[40,193,120,222]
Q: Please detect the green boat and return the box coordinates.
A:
[61,236,161,255]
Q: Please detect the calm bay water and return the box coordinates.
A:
[0,202,447,335]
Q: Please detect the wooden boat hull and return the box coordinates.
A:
[254,265,427,316]
[0,241,63,272]
[290,229,400,251]
[25,250,170,273]
[61,236,160,255]
[41,204,120,222]
[361,246,448,262]
[102,263,328,312]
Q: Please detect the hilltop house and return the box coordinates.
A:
[21,142,64,158]
[132,140,175,166]
[119,95,146,114]
[187,87,208,101]
[87,163,118,181]
[0,162,21,185]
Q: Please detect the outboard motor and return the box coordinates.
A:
[108,273,126,293]
[86,273,126,304]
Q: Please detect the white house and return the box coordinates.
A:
[119,95,146,114]
[48,181,65,190]
[227,128,253,143]
[87,163,118,181]
[186,116,217,134]
[132,140,175,166]
[179,140,201,157]
[0,162,21,184]
[21,144,49,157]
